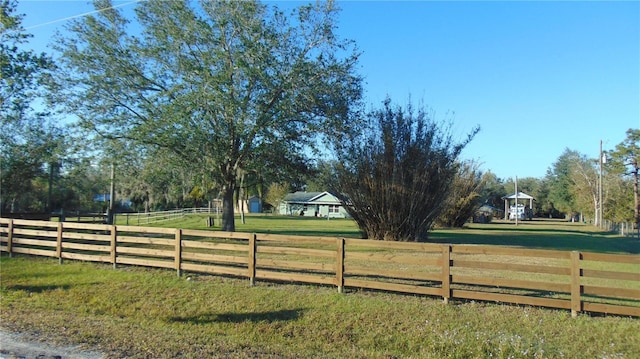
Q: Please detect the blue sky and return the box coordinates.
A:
[16,0,640,180]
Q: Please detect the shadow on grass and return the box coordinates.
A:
[5,284,73,293]
[170,308,305,325]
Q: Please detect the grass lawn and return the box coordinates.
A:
[1,256,639,359]
[142,214,639,254]
[2,216,639,358]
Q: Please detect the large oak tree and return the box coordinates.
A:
[52,0,362,231]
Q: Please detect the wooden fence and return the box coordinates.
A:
[1,218,638,317]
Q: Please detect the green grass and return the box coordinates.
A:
[2,255,639,358]
[3,217,639,357]
[136,214,639,254]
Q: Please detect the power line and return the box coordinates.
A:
[24,0,142,30]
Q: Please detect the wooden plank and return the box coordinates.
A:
[60,222,110,231]
[571,251,582,317]
[181,240,248,252]
[581,252,640,264]
[452,289,572,310]
[181,252,249,265]
[115,225,177,235]
[255,269,336,286]
[257,258,335,272]
[344,278,443,297]
[344,238,443,252]
[11,238,57,247]
[582,269,640,281]
[452,260,571,276]
[582,302,640,317]
[442,245,451,303]
[56,222,63,260]
[345,265,442,282]
[258,246,336,258]
[181,262,247,277]
[582,285,640,300]
[61,252,111,263]
[117,236,174,246]
[182,229,252,240]
[116,247,174,258]
[0,245,7,252]
[12,228,57,237]
[248,233,256,286]
[116,257,174,269]
[175,229,182,276]
[110,226,117,267]
[12,247,56,257]
[346,252,440,266]
[62,242,111,252]
[11,219,58,227]
[337,238,345,293]
[62,232,111,242]
[7,220,12,255]
[452,245,570,259]
[257,233,337,245]
[452,275,571,293]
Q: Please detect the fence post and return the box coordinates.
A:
[175,228,182,277]
[56,222,63,264]
[570,251,582,318]
[248,233,257,286]
[336,237,345,294]
[7,219,14,257]
[110,225,117,269]
[442,245,451,304]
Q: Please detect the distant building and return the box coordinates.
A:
[279,191,350,218]
[236,196,263,214]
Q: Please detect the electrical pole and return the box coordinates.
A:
[108,163,116,225]
[599,140,603,228]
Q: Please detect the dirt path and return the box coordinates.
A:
[0,329,105,359]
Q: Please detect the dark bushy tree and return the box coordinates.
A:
[334,98,478,241]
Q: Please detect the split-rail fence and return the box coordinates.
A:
[1,218,638,317]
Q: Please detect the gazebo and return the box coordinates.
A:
[502,192,535,220]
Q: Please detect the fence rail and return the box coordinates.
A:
[1,218,638,317]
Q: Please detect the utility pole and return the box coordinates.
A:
[599,140,603,228]
[108,163,116,225]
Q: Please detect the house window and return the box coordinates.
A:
[328,205,340,214]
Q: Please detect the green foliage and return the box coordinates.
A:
[436,161,485,227]
[264,182,290,211]
[52,0,362,231]
[335,98,479,241]
[0,0,69,213]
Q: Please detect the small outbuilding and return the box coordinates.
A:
[502,192,535,220]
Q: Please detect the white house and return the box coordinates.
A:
[279,191,350,218]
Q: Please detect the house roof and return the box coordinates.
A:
[282,191,341,204]
[502,192,535,200]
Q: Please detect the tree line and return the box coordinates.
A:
[2,0,638,240]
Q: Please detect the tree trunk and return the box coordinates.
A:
[222,183,236,232]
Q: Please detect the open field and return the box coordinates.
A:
[146,214,639,254]
[1,256,639,359]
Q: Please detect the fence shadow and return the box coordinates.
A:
[169,308,306,325]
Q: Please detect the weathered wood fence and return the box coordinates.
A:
[1,218,638,317]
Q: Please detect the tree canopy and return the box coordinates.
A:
[52,0,362,231]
